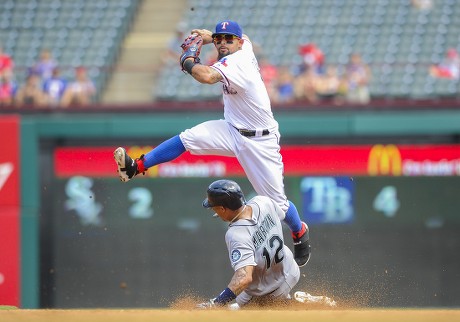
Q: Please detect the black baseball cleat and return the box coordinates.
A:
[292,222,311,267]
[113,147,142,182]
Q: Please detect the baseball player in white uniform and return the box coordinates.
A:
[197,179,300,308]
[114,20,311,267]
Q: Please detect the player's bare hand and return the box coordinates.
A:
[191,29,213,44]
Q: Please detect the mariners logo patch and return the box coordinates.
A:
[231,249,241,262]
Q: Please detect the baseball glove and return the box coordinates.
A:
[180,34,203,72]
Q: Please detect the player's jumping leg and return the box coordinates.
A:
[114,135,186,182]
[113,147,144,182]
[233,136,311,268]
[285,201,311,267]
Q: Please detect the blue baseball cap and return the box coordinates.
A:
[212,20,242,38]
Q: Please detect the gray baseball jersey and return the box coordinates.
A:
[225,196,300,305]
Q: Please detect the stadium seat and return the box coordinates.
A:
[151,0,460,101]
[2,0,140,103]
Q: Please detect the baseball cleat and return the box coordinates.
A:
[113,147,139,182]
[294,291,337,307]
[292,222,311,267]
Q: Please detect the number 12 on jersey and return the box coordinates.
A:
[262,235,284,269]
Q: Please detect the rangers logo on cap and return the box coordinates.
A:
[212,20,243,39]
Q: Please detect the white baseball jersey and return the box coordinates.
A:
[225,196,300,306]
[210,37,278,132]
[180,37,290,212]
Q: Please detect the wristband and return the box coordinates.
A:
[183,59,196,74]
[213,287,236,305]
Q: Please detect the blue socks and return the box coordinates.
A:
[284,200,303,233]
[142,137,305,234]
[143,135,186,168]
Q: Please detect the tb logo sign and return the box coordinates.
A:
[301,177,354,224]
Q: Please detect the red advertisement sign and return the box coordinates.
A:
[0,115,21,307]
[55,144,460,177]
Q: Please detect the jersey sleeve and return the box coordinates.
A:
[210,62,230,87]
[210,39,254,88]
[241,36,253,52]
[226,230,256,271]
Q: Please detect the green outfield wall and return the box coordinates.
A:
[16,109,460,308]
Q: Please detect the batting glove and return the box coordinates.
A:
[196,298,217,309]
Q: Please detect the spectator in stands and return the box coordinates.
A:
[43,67,67,107]
[429,48,460,80]
[293,67,319,103]
[32,49,58,81]
[411,0,433,11]
[343,53,371,104]
[275,66,295,103]
[0,44,14,79]
[60,67,96,107]
[296,43,325,76]
[313,65,342,104]
[14,73,48,108]
[0,72,17,107]
[292,43,326,104]
[335,73,349,105]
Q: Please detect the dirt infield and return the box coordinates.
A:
[0,308,459,322]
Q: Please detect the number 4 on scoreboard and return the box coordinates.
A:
[373,186,400,217]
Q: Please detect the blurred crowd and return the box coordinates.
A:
[164,20,460,106]
[258,42,459,106]
[0,45,96,108]
[258,43,373,106]
[2,13,459,109]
